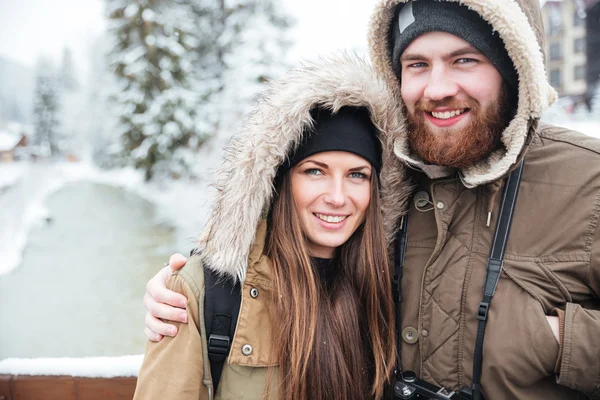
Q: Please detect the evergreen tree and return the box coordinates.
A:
[59,47,79,91]
[108,0,207,181]
[32,60,62,157]
[218,0,293,124]
[106,0,292,180]
[186,0,226,141]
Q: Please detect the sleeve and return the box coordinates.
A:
[554,208,600,399]
[134,274,210,400]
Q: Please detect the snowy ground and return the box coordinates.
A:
[0,162,24,191]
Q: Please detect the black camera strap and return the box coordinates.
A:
[393,214,409,375]
[471,160,525,400]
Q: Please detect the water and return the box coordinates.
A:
[0,182,177,359]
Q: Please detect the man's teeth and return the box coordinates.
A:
[431,109,466,119]
[315,213,347,223]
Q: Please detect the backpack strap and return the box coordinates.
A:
[203,267,242,394]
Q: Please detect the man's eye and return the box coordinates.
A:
[408,62,427,68]
[456,57,477,64]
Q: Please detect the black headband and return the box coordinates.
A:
[282,106,382,173]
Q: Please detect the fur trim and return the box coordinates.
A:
[368,0,557,189]
[196,53,411,282]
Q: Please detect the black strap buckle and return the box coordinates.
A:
[208,334,231,362]
[477,302,489,321]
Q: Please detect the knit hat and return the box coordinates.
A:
[282,106,382,173]
[390,0,518,99]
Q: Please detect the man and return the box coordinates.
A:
[143,0,600,398]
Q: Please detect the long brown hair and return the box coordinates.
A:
[266,169,396,400]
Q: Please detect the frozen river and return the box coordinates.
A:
[0,182,176,359]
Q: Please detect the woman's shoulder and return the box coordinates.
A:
[171,255,206,298]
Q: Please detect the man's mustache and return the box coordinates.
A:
[414,98,477,113]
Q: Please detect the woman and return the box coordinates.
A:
[135,54,411,400]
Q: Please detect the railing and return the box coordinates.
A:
[0,375,136,400]
[0,355,142,400]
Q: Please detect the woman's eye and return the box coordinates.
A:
[350,172,368,179]
[305,168,323,175]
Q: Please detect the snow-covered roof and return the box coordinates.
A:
[0,130,22,152]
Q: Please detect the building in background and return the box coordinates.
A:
[0,130,27,162]
[585,0,600,98]
[542,0,588,100]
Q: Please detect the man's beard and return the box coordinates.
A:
[405,88,510,169]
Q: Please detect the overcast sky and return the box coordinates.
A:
[0,0,105,68]
[0,0,377,75]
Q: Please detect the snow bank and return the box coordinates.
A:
[0,162,25,190]
[0,355,142,377]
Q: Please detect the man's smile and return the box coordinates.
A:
[424,108,470,127]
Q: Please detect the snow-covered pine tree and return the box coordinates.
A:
[59,47,79,91]
[186,0,226,143]
[108,0,208,181]
[218,0,293,125]
[32,60,62,157]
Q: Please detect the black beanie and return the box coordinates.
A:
[282,106,382,173]
[390,0,518,99]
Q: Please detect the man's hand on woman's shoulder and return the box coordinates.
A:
[143,253,188,341]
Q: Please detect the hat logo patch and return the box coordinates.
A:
[398,2,415,34]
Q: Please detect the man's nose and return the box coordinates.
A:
[323,179,347,207]
[423,66,459,101]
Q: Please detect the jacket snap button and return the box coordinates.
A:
[436,201,445,210]
[242,344,253,356]
[250,288,259,298]
[421,329,429,338]
[402,327,419,344]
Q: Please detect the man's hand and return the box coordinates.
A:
[546,315,560,343]
[143,253,189,341]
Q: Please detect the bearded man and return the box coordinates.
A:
[142,0,600,398]
[367,0,600,398]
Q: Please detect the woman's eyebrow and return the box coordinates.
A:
[298,160,328,168]
[349,165,371,172]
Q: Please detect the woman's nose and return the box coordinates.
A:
[323,179,347,207]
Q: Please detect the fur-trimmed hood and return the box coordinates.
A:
[196,54,411,282]
[368,0,557,188]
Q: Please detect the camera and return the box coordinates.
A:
[393,371,473,400]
